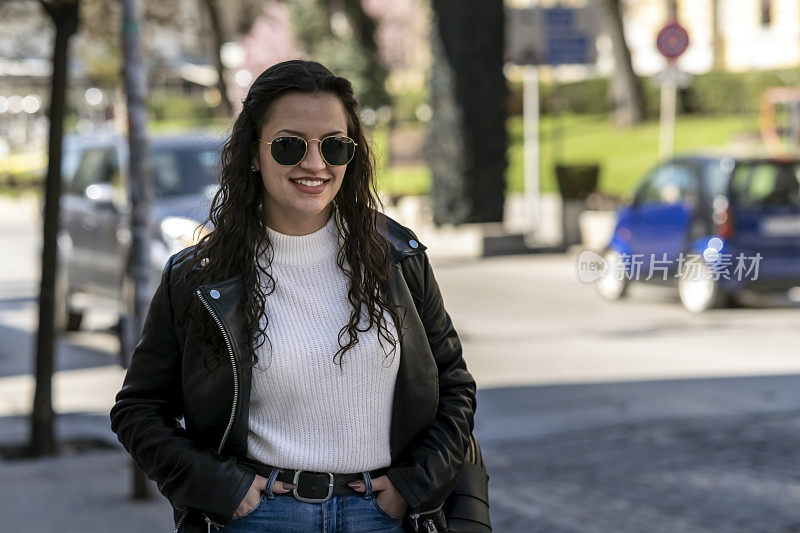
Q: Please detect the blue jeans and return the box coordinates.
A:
[220,471,405,533]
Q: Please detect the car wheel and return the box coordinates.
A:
[54,267,83,332]
[678,257,729,313]
[595,248,629,301]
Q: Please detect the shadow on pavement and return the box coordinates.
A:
[477,374,800,532]
[0,315,121,378]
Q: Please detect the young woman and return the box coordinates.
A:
[110,59,477,533]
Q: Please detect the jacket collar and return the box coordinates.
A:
[374,211,427,263]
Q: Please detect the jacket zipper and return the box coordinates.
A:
[196,288,240,457]
[409,504,444,532]
[173,288,240,533]
[172,507,188,533]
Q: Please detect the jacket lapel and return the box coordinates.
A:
[196,275,251,459]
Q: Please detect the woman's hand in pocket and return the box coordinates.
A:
[232,474,297,518]
[348,475,408,518]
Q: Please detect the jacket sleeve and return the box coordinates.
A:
[109,253,254,525]
[386,249,477,512]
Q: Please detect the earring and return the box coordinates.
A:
[250,164,258,173]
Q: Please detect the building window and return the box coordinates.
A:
[761,0,772,27]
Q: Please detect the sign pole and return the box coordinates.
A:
[659,62,677,159]
[506,3,596,239]
[523,64,540,233]
[655,19,689,159]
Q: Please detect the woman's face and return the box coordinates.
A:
[256,91,350,234]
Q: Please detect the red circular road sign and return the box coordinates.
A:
[656,21,689,60]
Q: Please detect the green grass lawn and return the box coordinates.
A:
[377,113,760,198]
[0,151,46,179]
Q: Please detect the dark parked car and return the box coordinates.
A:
[56,132,222,331]
[596,154,800,312]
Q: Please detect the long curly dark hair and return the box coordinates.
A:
[183,59,401,376]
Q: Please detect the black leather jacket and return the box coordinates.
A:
[109,212,477,532]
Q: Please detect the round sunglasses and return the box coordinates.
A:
[258,135,357,166]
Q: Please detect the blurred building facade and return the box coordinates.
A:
[626,0,800,75]
[505,0,800,83]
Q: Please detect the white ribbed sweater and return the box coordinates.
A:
[245,214,400,473]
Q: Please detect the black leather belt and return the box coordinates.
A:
[239,459,390,503]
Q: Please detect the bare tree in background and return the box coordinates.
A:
[200,0,273,117]
[201,0,234,116]
[28,0,81,458]
[602,0,645,126]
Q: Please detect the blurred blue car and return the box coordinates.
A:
[596,154,800,312]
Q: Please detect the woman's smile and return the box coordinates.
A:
[289,177,330,194]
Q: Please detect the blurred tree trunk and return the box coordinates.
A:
[28,0,80,458]
[602,0,645,126]
[201,0,233,117]
[427,0,507,225]
[121,0,152,499]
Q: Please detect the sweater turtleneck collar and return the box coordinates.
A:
[263,213,341,266]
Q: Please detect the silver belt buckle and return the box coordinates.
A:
[292,470,335,503]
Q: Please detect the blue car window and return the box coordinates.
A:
[732,162,800,208]
[638,163,698,205]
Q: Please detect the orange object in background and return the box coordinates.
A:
[760,87,800,155]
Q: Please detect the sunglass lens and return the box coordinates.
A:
[270,137,306,165]
[321,137,356,166]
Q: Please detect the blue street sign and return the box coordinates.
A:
[505,7,596,66]
[546,35,593,65]
[542,7,594,66]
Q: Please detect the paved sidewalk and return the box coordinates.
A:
[1,448,173,532]
[0,413,174,533]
